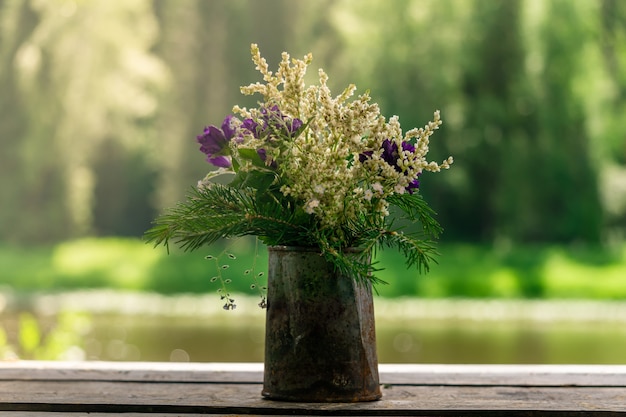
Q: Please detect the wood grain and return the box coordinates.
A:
[1,362,625,415]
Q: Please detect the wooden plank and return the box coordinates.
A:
[0,414,329,417]
[0,411,222,417]
[0,415,323,417]
[380,364,626,386]
[3,361,626,386]
[0,361,264,383]
[1,415,237,417]
[2,362,626,415]
[0,411,304,417]
[1,380,626,415]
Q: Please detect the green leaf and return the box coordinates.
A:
[229,169,278,194]
[237,147,266,168]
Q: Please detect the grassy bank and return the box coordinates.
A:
[1,237,626,299]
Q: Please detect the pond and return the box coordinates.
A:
[2,291,626,364]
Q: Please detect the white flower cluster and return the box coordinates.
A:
[231,44,452,228]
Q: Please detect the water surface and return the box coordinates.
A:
[3,291,626,363]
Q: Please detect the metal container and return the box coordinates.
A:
[262,246,381,402]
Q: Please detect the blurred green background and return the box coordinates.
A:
[1,0,626,363]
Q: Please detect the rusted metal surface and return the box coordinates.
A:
[262,246,381,402]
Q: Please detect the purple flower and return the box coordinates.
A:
[241,118,259,136]
[402,141,415,153]
[244,106,302,140]
[206,155,232,168]
[197,115,238,168]
[198,126,228,155]
[197,108,300,170]
[221,115,237,141]
[256,148,277,168]
[288,117,303,134]
[359,150,373,163]
[406,173,421,194]
[381,139,400,170]
[361,139,422,194]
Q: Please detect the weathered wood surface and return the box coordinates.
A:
[1,362,625,416]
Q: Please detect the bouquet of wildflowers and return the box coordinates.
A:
[146,44,452,286]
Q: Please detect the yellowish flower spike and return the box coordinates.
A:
[231,44,452,227]
[147,43,454,289]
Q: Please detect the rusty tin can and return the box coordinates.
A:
[262,246,381,402]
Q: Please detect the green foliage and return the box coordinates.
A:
[376,243,626,299]
[330,0,623,243]
[145,183,443,286]
[0,311,89,360]
[92,141,159,237]
[3,238,626,300]
[18,313,41,355]
[0,237,267,295]
[0,0,166,243]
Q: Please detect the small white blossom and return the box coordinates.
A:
[372,182,383,194]
[230,44,452,227]
[304,199,320,214]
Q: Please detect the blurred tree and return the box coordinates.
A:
[451,0,604,243]
[151,0,226,208]
[0,0,166,243]
[456,0,531,242]
[598,0,626,234]
[529,0,603,242]
[92,139,158,237]
[600,0,626,165]
[1,0,624,246]
[0,0,72,243]
[329,0,607,243]
[329,0,472,239]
